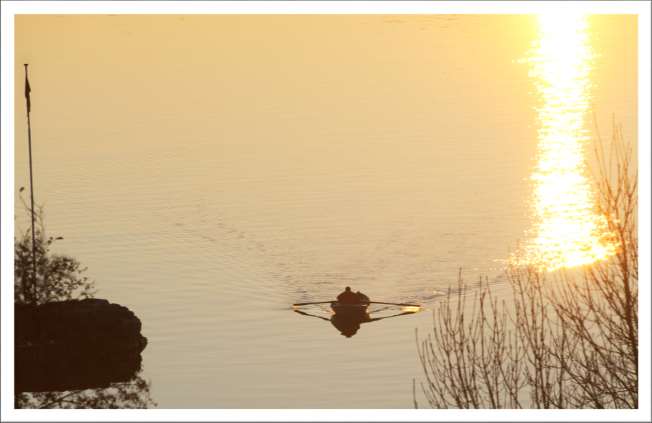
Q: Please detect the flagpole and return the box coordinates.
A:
[24,63,38,305]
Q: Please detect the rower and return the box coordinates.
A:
[356,291,370,304]
[337,286,359,304]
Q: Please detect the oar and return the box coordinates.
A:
[292,300,334,307]
[293,300,421,308]
[368,301,421,308]
[293,309,331,321]
[367,310,419,323]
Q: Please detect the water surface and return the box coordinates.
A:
[14,15,636,408]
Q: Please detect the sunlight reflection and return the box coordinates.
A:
[515,14,617,271]
[401,306,422,313]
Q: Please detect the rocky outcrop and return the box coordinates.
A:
[15,299,147,393]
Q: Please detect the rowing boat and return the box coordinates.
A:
[294,300,419,338]
[330,302,369,315]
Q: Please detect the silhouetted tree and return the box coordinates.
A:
[14,202,95,305]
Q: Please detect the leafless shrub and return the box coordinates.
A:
[416,122,637,409]
[549,119,638,408]
[416,271,526,408]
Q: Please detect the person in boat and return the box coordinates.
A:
[337,286,360,304]
[356,291,370,304]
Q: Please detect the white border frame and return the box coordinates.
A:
[1,1,650,422]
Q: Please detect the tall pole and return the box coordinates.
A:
[24,63,38,305]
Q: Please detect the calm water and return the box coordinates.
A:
[14,15,636,407]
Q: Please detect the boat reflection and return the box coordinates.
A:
[294,302,420,338]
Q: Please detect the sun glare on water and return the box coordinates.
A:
[515,13,617,271]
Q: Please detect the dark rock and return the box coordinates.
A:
[15,299,147,393]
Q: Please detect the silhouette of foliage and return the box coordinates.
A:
[14,201,95,305]
[15,375,156,409]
